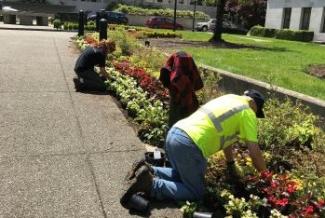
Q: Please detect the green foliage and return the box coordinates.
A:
[196,67,223,104]
[62,22,95,31]
[258,98,319,151]
[142,31,182,38]
[129,47,165,76]
[248,25,314,42]
[115,4,210,19]
[53,19,61,30]
[180,201,198,218]
[110,29,139,56]
[105,1,119,11]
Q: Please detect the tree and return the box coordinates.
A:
[210,0,226,42]
[209,0,266,43]
[225,0,266,29]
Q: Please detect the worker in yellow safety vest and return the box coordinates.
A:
[120,89,267,206]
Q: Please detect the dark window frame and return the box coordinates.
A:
[322,7,325,33]
[300,7,311,30]
[282,8,291,29]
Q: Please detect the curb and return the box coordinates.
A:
[0,26,77,33]
[199,64,325,119]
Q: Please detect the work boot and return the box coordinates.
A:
[120,165,153,209]
[125,159,154,181]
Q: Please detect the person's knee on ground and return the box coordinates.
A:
[125,158,154,181]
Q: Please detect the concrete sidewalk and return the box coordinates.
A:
[0,29,181,217]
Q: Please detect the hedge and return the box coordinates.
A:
[143,31,182,38]
[115,4,210,20]
[248,25,314,42]
[63,22,96,31]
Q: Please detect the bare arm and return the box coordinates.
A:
[247,142,267,172]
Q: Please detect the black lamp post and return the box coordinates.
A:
[173,0,177,31]
[192,0,197,32]
[78,10,84,36]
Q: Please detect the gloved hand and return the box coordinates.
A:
[225,161,241,182]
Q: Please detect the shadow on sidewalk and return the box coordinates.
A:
[128,200,180,217]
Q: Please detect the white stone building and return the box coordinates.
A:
[265,0,325,41]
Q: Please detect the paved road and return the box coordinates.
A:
[0,29,181,218]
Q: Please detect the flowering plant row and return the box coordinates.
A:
[113,60,169,103]
[105,68,168,146]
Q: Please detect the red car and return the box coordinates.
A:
[145,17,183,30]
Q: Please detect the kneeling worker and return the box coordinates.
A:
[121,89,267,205]
[73,39,115,92]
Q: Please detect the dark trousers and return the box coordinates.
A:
[75,69,106,91]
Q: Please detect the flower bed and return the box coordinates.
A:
[75,33,325,217]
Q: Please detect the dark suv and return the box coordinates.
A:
[87,11,128,25]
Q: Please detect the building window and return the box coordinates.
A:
[282,8,291,29]
[157,0,163,2]
[322,7,325,33]
[300,7,311,30]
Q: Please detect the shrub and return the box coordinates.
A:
[85,24,96,31]
[110,30,138,56]
[248,26,314,42]
[53,19,62,30]
[142,31,182,38]
[258,98,319,151]
[115,4,210,19]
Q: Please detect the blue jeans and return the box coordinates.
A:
[150,127,207,201]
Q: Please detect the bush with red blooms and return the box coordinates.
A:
[113,60,169,103]
[244,170,325,217]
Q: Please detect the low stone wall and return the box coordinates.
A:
[199,65,325,120]
[126,14,206,30]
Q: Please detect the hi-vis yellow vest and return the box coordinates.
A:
[174,94,258,158]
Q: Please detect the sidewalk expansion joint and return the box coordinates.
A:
[0,149,146,160]
[53,38,108,218]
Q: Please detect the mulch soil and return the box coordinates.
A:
[307,64,325,79]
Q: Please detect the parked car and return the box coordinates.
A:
[145,17,183,30]
[196,18,247,34]
[196,19,216,32]
[87,11,128,25]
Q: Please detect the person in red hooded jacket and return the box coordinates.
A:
[159,51,204,127]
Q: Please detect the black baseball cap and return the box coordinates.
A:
[244,89,265,118]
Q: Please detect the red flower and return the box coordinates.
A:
[286,182,297,193]
[275,198,289,207]
[271,180,278,188]
[260,170,272,179]
[302,205,314,215]
[318,199,325,206]
[267,195,277,205]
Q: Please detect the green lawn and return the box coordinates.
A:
[161,30,325,100]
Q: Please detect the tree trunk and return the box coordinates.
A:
[210,0,226,42]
